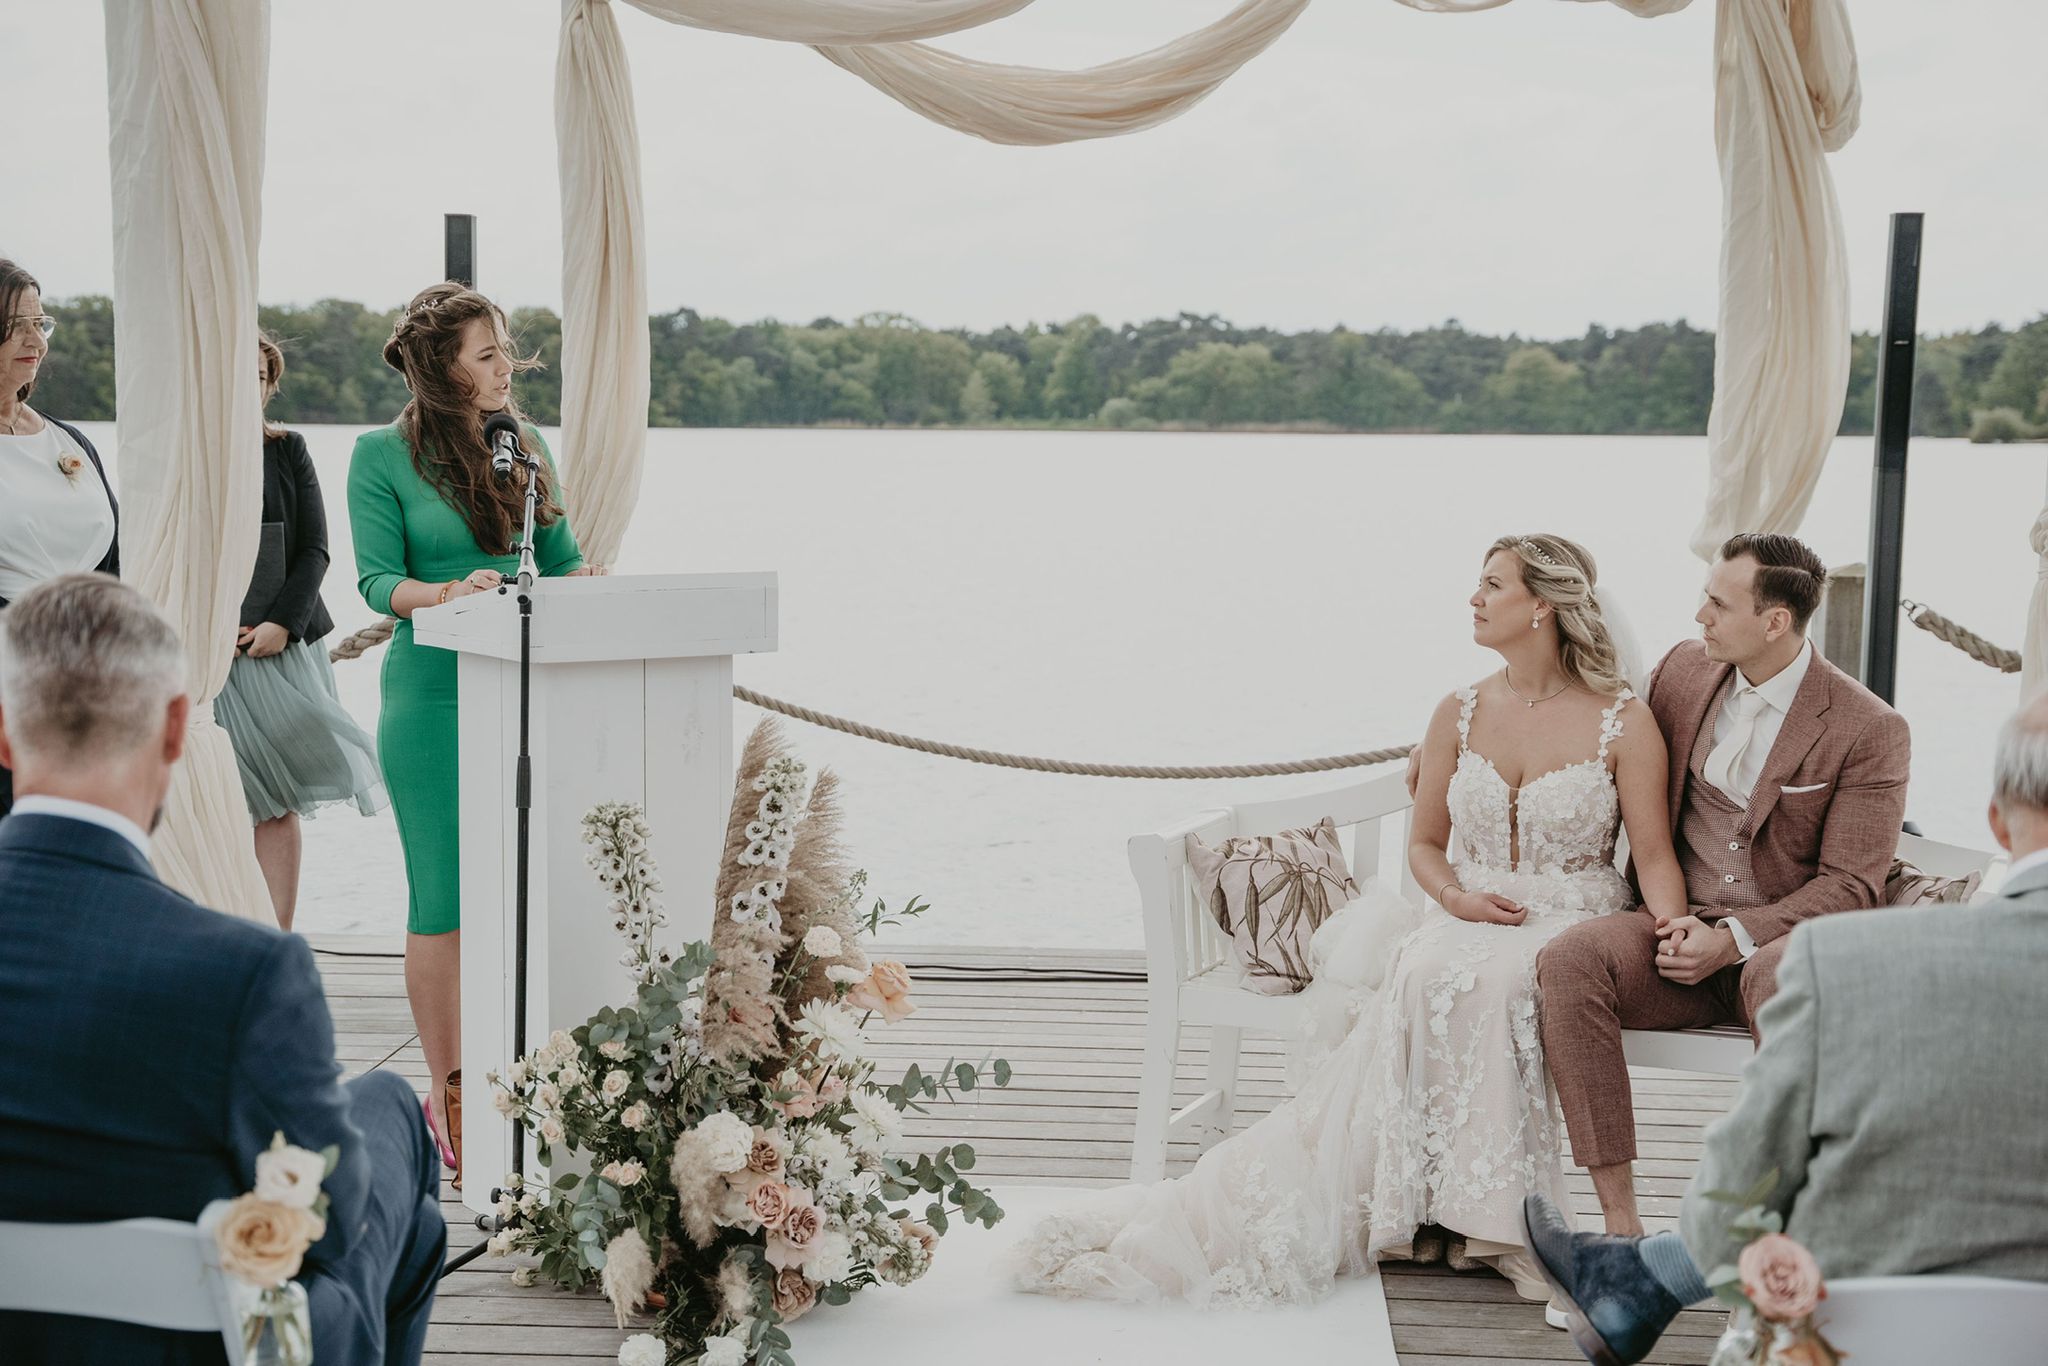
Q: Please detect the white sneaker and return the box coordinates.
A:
[1544,1302,1571,1331]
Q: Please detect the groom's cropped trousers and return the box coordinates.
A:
[1535,911,1788,1169]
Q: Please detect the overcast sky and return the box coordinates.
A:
[9,1,2045,337]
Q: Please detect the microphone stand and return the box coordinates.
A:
[444,438,545,1279]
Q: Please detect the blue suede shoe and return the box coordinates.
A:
[1520,1194,1684,1366]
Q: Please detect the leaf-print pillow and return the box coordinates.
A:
[1186,818,1359,995]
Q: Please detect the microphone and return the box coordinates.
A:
[483,412,523,480]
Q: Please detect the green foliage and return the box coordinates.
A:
[37,295,2048,440]
[1969,407,2044,443]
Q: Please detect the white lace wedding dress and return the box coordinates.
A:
[1014,687,1636,1306]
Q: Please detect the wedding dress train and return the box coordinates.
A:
[1015,687,1636,1306]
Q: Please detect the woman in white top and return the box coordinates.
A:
[0,260,122,818]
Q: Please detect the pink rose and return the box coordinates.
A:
[748,1132,785,1178]
[1739,1234,1825,1322]
[899,1218,937,1256]
[771,1266,817,1322]
[816,1074,847,1107]
[845,960,916,1024]
[746,1179,794,1231]
[764,1198,822,1269]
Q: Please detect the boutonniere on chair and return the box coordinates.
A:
[56,450,84,485]
[1700,1170,1844,1365]
[215,1131,339,1366]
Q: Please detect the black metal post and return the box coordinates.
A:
[444,214,477,288]
[1860,212,1924,705]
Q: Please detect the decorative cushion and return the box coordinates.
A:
[1883,858,1982,907]
[1186,818,1359,995]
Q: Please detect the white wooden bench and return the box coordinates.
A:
[1128,774,1996,1181]
[0,1199,248,1362]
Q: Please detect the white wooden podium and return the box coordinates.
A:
[414,572,777,1216]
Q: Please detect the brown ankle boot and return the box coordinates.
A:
[445,1071,463,1192]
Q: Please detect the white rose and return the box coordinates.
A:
[540,1116,566,1146]
[558,1064,587,1090]
[602,1159,646,1188]
[599,1039,629,1060]
[536,1083,562,1113]
[253,1140,326,1211]
[801,926,843,958]
[618,1333,667,1366]
[701,1333,748,1366]
[507,1060,531,1089]
[510,1266,538,1287]
[487,1230,519,1257]
[493,1090,518,1117]
[519,1192,540,1216]
[621,1102,652,1131]
[602,1069,632,1102]
[808,1229,856,1285]
[696,1112,754,1173]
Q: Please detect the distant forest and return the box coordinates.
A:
[33,297,2048,441]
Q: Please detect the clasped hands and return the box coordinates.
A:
[234,622,289,658]
[1649,911,1742,984]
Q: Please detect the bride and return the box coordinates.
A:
[1015,533,1689,1306]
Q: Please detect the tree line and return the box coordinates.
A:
[32,296,2048,441]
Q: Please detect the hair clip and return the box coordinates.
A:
[1519,539,1559,568]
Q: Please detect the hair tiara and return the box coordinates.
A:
[1519,538,1559,568]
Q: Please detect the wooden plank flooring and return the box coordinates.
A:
[312,940,1740,1365]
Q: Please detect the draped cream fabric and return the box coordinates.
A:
[103,0,273,921]
[557,0,650,565]
[2022,500,2048,704]
[557,0,1860,573]
[1688,0,1858,561]
[813,0,1312,146]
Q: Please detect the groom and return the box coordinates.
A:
[1536,533,1909,1235]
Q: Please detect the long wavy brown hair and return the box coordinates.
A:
[381,283,562,556]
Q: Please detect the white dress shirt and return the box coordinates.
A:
[0,421,118,602]
[2000,845,2048,888]
[1705,639,1813,961]
[1707,638,1814,808]
[8,794,153,859]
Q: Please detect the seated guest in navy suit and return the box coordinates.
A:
[0,573,445,1365]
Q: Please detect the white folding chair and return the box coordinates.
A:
[0,1199,246,1363]
[1814,1275,2048,1362]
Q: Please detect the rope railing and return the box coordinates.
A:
[1900,600,2022,674]
[327,613,1414,778]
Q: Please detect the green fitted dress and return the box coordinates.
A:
[347,424,585,936]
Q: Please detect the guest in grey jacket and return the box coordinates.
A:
[1520,694,2048,1366]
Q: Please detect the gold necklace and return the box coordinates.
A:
[1503,668,1570,709]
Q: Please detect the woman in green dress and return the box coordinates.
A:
[349,283,605,1187]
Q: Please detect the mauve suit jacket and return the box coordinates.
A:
[1642,638,1911,946]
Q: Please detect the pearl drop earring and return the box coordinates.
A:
[1531,614,1542,630]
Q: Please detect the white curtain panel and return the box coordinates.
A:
[813,0,1313,146]
[558,0,651,565]
[621,0,1034,45]
[103,0,273,920]
[1688,0,1859,560]
[2024,501,2048,704]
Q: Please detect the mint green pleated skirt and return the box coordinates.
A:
[216,639,387,825]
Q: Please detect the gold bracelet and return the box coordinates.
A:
[1437,880,1460,906]
[436,581,456,605]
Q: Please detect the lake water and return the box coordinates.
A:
[71,425,2040,949]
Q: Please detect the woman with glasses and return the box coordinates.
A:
[0,260,120,819]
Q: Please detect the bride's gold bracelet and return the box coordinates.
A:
[1437,880,1461,907]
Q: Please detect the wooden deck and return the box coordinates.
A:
[314,940,1741,1365]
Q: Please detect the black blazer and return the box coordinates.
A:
[0,417,119,818]
[248,429,336,644]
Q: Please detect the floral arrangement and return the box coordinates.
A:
[487,720,1012,1366]
[1702,1171,1843,1366]
[214,1132,339,1366]
[56,449,84,485]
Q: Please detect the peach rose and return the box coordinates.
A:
[764,1198,822,1269]
[771,1266,817,1322]
[846,960,916,1024]
[899,1217,938,1257]
[214,1194,324,1286]
[768,1070,849,1120]
[747,1179,796,1231]
[1764,1334,1840,1366]
[1739,1234,1825,1322]
[748,1133,786,1178]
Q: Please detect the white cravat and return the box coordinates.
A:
[1704,685,1768,806]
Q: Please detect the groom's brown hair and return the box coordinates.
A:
[1719,532,1827,631]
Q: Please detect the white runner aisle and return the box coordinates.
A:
[786,1186,1398,1365]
